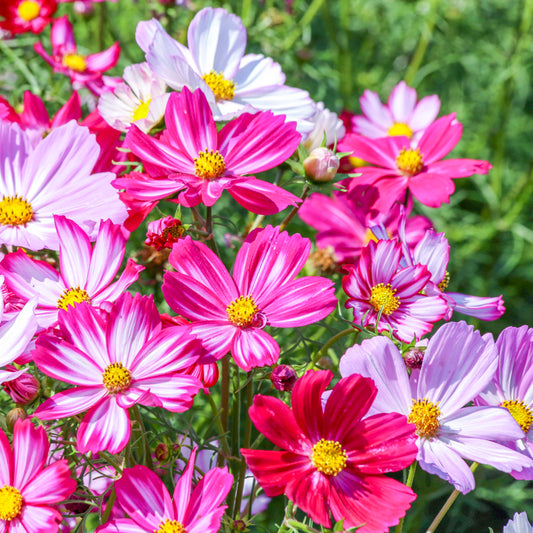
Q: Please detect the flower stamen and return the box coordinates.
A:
[408,398,441,439]
[227,296,259,328]
[202,70,236,101]
[501,399,533,434]
[396,147,424,176]
[102,362,132,393]
[194,150,225,180]
[0,195,33,226]
[370,283,400,315]
[0,485,23,521]
[311,439,347,476]
[132,99,151,122]
[17,0,40,21]
[388,123,413,138]
[57,287,91,311]
[63,54,87,72]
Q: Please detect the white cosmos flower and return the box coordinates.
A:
[302,101,346,151]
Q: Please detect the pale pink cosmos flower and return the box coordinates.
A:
[503,512,533,533]
[0,215,143,329]
[162,225,337,371]
[339,321,533,493]
[351,81,441,143]
[97,448,233,533]
[0,120,127,250]
[118,87,301,215]
[0,418,76,531]
[136,7,315,131]
[342,238,448,342]
[34,292,204,454]
[338,113,492,212]
[302,101,346,152]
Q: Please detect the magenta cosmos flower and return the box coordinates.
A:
[241,370,418,532]
[97,448,232,533]
[0,215,143,329]
[162,225,337,371]
[0,419,76,531]
[117,87,301,215]
[338,113,492,212]
[343,238,447,342]
[0,0,57,35]
[340,322,533,493]
[34,292,204,454]
[0,120,127,250]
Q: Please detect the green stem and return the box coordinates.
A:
[277,500,295,533]
[100,486,116,524]
[0,40,40,94]
[218,354,231,467]
[395,461,417,533]
[207,393,231,464]
[205,205,219,255]
[426,462,479,532]
[130,404,153,470]
[241,0,253,26]
[306,327,357,370]
[279,184,310,232]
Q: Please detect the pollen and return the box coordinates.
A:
[57,287,91,311]
[0,195,33,226]
[17,0,40,21]
[226,295,259,328]
[162,224,184,240]
[396,147,424,176]
[63,53,87,73]
[132,99,151,122]
[102,362,132,393]
[408,398,441,439]
[369,283,400,315]
[0,485,23,521]
[501,399,533,434]
[155,519,187,533]
[194,150,226,180]
[202,70,236,101]
[438,271,450,292]
[388,122,413,138]
[311,439,347,476]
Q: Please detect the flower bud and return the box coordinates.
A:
[154,443,170,462]
[404,348,424,369]
[270,365,297,392]
[303,147,340,182]
[6,408,27,432]
[2,367,40,404]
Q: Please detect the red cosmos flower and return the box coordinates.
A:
[0,0,57,35]
[241,370,417,532]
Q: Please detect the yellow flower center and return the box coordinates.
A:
[369,283,400,315]
[202,70,236,101]
[408,398,441,439]
[194,150,225,180]
[396,147,424,176]
[162,224,184,240]
[63,54,87,73]
[364,228,379,245]
[501,399,533,434]
[0,485,23,521]
[0,195,33,226]
[57,287,91,311]
[388,122,413,138]
[311,439,347,476]
[226,295,259,328]
[438,271,450,292]
[102,362,132,393]
[155,519,187,533]
[17,0,40,21]
[132,99,151,122]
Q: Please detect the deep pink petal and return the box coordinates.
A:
[85,42,121,72]
[36,387,108,419]
[0,430,13,486]
[93,259,144,304]
[408,172,456,207]
[231,327,279,371]
[172,448,196,521]
[13,420,47,489]
[22,460,76,504]
[135,374,201,412]
[418,114,461,163]
[15,505,62,532]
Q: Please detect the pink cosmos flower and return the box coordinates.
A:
[351,81,441,142]
[241,370,418,532]
[0,418,76,531]
[0,0,57,35]
[0,120,127,250]
[340,322,533,493]
[34,16,120,90]
[118,87,301,215]
[97,448,233,533]
[343,238,447,342]
[162,225,337,371]
[0,215,143,329]
[338,113,492,212]
[34,292,204,453]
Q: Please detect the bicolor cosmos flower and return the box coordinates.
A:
[476,326,533,480]
[136,7,315,130]
[241,370,418,531]
[34,292,204,453]
[34,15,120,88]
[342,239,447,342]
[97,448,233,533]
[503,512,533,533]
[338,113,492,212]
[0,418,76,531]
[118,87,301,215]
[0,120,127,250]
[339,321,533,493]
[0,215,143,329]
[98,62,169,133]
[350,81,441,143]
[0,0,57,34]
[162,225,337,371]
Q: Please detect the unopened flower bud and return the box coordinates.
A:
[270,365,297,392]
[404,348,424,369]
[6,408,27,431]
[303,148,340,182]
[2,367,40,404]
[154,443,170,462]
[233,519,248,532]
[145,216,185,251]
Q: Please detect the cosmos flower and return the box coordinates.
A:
[162,225,337,371]
[145,215,184,250]
[118,87,301,215]
[0,418,76,532]
[301,101,346,152]
[339,321,533,493]
[241,369,418,532]
[503,512,533,533]
[0,0,57,35]
[34,292,204,453]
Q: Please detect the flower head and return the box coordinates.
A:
[0,0,57,34]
